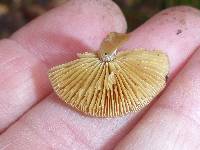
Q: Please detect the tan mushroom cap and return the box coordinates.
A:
[48,32,169,117]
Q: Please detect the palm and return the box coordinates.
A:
[0,1,200,150]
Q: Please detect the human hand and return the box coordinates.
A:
[0,0,200,149]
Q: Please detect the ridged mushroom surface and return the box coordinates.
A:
[48,49,169,117]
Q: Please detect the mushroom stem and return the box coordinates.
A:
[97,32,129,62]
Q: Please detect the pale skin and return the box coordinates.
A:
[0,0,200,149]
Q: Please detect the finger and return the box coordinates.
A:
[1,6,200,150]
[114,48,200,150]
[0,39,49,132]
[11,0,127,67]
[123,6,200,77]
[0,0,127,132]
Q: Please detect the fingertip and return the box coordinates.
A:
[124,5,200,77]
[11,0,127,66]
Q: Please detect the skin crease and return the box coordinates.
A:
[0,0,200,150]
